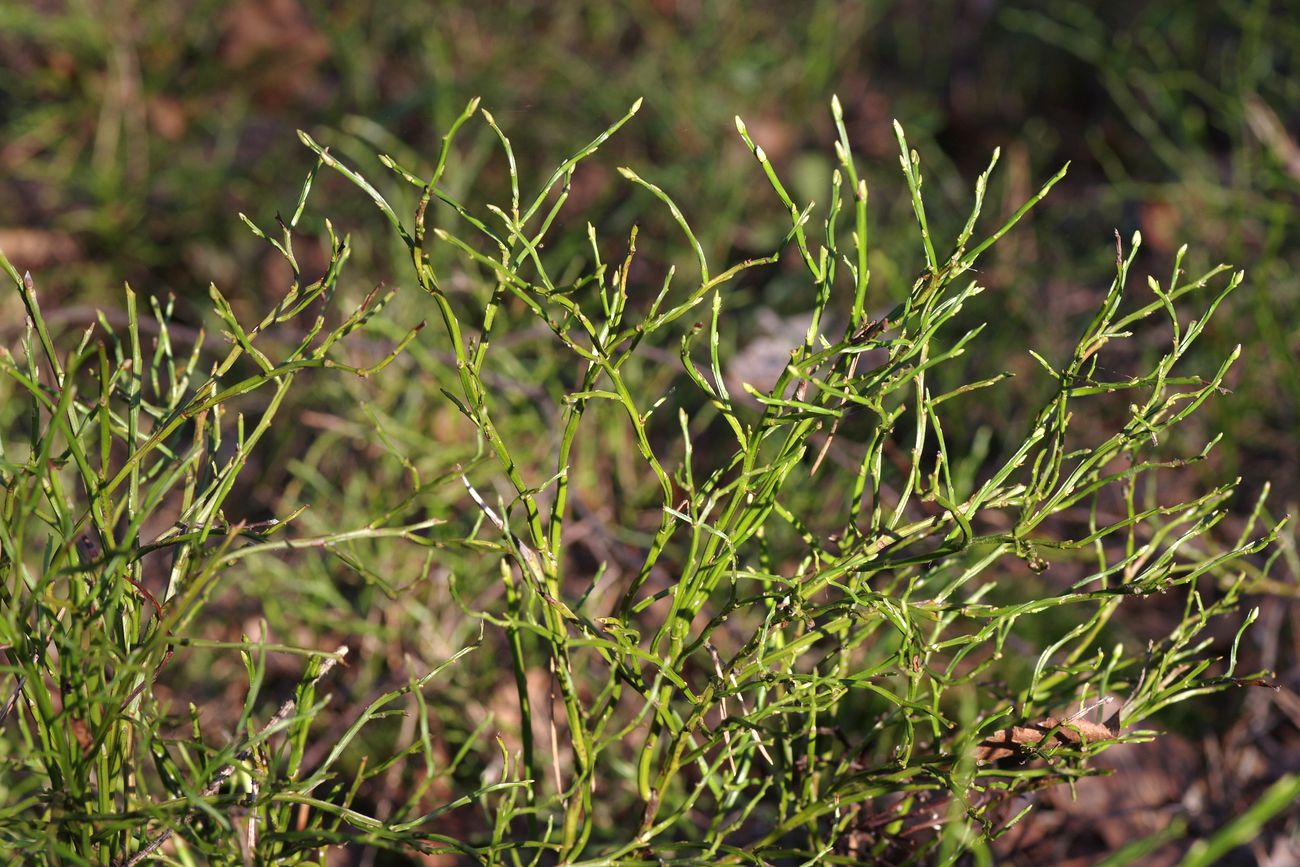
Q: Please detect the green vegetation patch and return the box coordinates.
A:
[0,96,1287,864]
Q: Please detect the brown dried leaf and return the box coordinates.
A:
[70,718,93,757]
[0,228,81,269]
[975,712,1120,764]
[147,95,187,141]
[219,0,329,106]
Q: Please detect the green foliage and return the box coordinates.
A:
[1,97,1283,863]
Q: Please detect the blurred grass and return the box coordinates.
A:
[0,0,1296,862]
[3,1,1295,486]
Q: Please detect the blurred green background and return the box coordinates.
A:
[3,0,1296,485]
[1,0,1296,862]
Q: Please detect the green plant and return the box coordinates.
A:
[0,96,1281,863]
[0,197,501,862]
